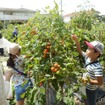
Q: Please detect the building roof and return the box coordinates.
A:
[0,7,36,13]
[63,9,97,18]
[63,12,79,18]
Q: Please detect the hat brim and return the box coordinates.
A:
[85,41,94,48]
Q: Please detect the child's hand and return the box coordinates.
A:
[80,77,89,85]
[71,35,78,42]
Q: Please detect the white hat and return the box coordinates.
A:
[85,41,104,54]
[8,43,21,55]
[0,37,12,48]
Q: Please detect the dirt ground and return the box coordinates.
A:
[74,95,105,105]
[74,83,105,105]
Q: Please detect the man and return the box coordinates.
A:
[12,26,18,42]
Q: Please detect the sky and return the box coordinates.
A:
[0,0,105,15]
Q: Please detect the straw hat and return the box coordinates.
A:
[8,43,21,55]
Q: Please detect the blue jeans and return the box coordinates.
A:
[85,88,98,105]
[14,80,30,101]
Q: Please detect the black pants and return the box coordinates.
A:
[0,48,4,55]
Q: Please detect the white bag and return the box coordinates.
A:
[0,64,8,105]
[79,86,86,96]
[4,76,13,100]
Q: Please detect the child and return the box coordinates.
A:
[71,35,104,105]
[7,43,30,105]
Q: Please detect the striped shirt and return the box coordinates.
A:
[82,52,103,90]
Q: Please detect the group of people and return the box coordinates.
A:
[0,34,105,105]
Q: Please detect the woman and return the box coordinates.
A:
[7,43,31,105]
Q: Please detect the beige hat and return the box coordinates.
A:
[8,43,21,55]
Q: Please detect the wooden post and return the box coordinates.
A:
[46,82,56,105]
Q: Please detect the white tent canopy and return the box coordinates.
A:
[0,37,12,48]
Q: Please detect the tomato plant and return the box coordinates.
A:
[16,3,81,104]
[2,1,105,105]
